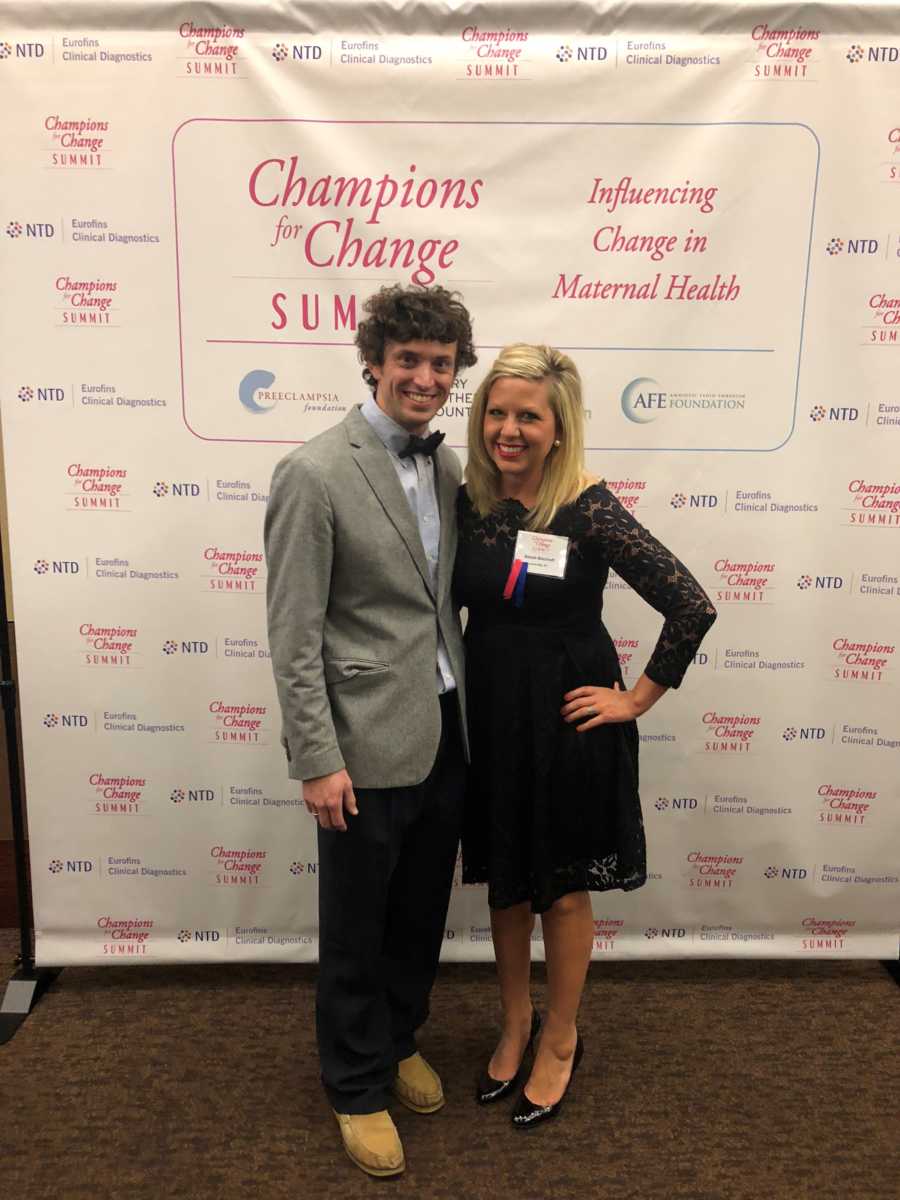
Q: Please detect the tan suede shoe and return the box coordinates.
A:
[392,1051,445,1113]
[332,1109,405,1177]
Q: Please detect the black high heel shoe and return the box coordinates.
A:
[511,1034,584,1129]
[475,1009,541,1104]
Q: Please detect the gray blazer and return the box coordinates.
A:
[264,405,468,787]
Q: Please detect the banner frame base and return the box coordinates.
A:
[0,968,62,1045]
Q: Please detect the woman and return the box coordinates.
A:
[454,345,716,1128]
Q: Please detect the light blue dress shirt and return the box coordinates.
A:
[360,396,457,694]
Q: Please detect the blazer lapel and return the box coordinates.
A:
[345,408,435,599]
[435,447,458,603]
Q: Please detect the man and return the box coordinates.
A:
[265,284,477,1177]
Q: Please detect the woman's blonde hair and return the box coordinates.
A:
[465,343,589,530]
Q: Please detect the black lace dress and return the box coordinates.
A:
[454,482,717,913]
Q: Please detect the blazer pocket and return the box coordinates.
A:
[324,658,391,685]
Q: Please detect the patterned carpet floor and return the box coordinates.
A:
[1,930,898,1200]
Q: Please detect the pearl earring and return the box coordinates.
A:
[553,439,561,447]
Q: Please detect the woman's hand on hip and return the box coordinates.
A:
[561,682,640,731]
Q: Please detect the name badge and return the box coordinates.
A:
[513,530,569,579]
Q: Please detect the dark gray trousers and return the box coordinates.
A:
[315,692,465,1114]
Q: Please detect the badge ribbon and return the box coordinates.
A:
[503,558,528,607]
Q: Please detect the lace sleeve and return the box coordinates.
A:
[581,486,717,688]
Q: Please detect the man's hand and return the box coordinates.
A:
[303,769,358,832]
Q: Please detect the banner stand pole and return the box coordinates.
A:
[0,538,60,1045]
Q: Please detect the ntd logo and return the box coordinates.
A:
[43,711,89,729]
[1,40,46,59]
[655,796,699,812]
[826,237,881,255]
[49,858,94,874]
[810,404,859,423]
[289,860,318,876]
[764,865,809,880]
[171,787,216,803]
[6,220,55,238]
[782,726,826,742]
[152,480,202,498]
[162,640,209,656]
[797,574,844,590]
[27,384,66,403]
[35,559,80,576]
[272,42,323,62]
[670,492,719,510]
[671,796,698,810]
[644,927,687,939]
[576,46,608,61]
[557,43,609,63]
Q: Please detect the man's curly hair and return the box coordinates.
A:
[355,284,477,394]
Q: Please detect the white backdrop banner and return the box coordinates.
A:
[0,2,898,964]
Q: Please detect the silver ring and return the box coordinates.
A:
[586,706,595,717]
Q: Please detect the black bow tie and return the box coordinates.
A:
[398,431,445,459]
